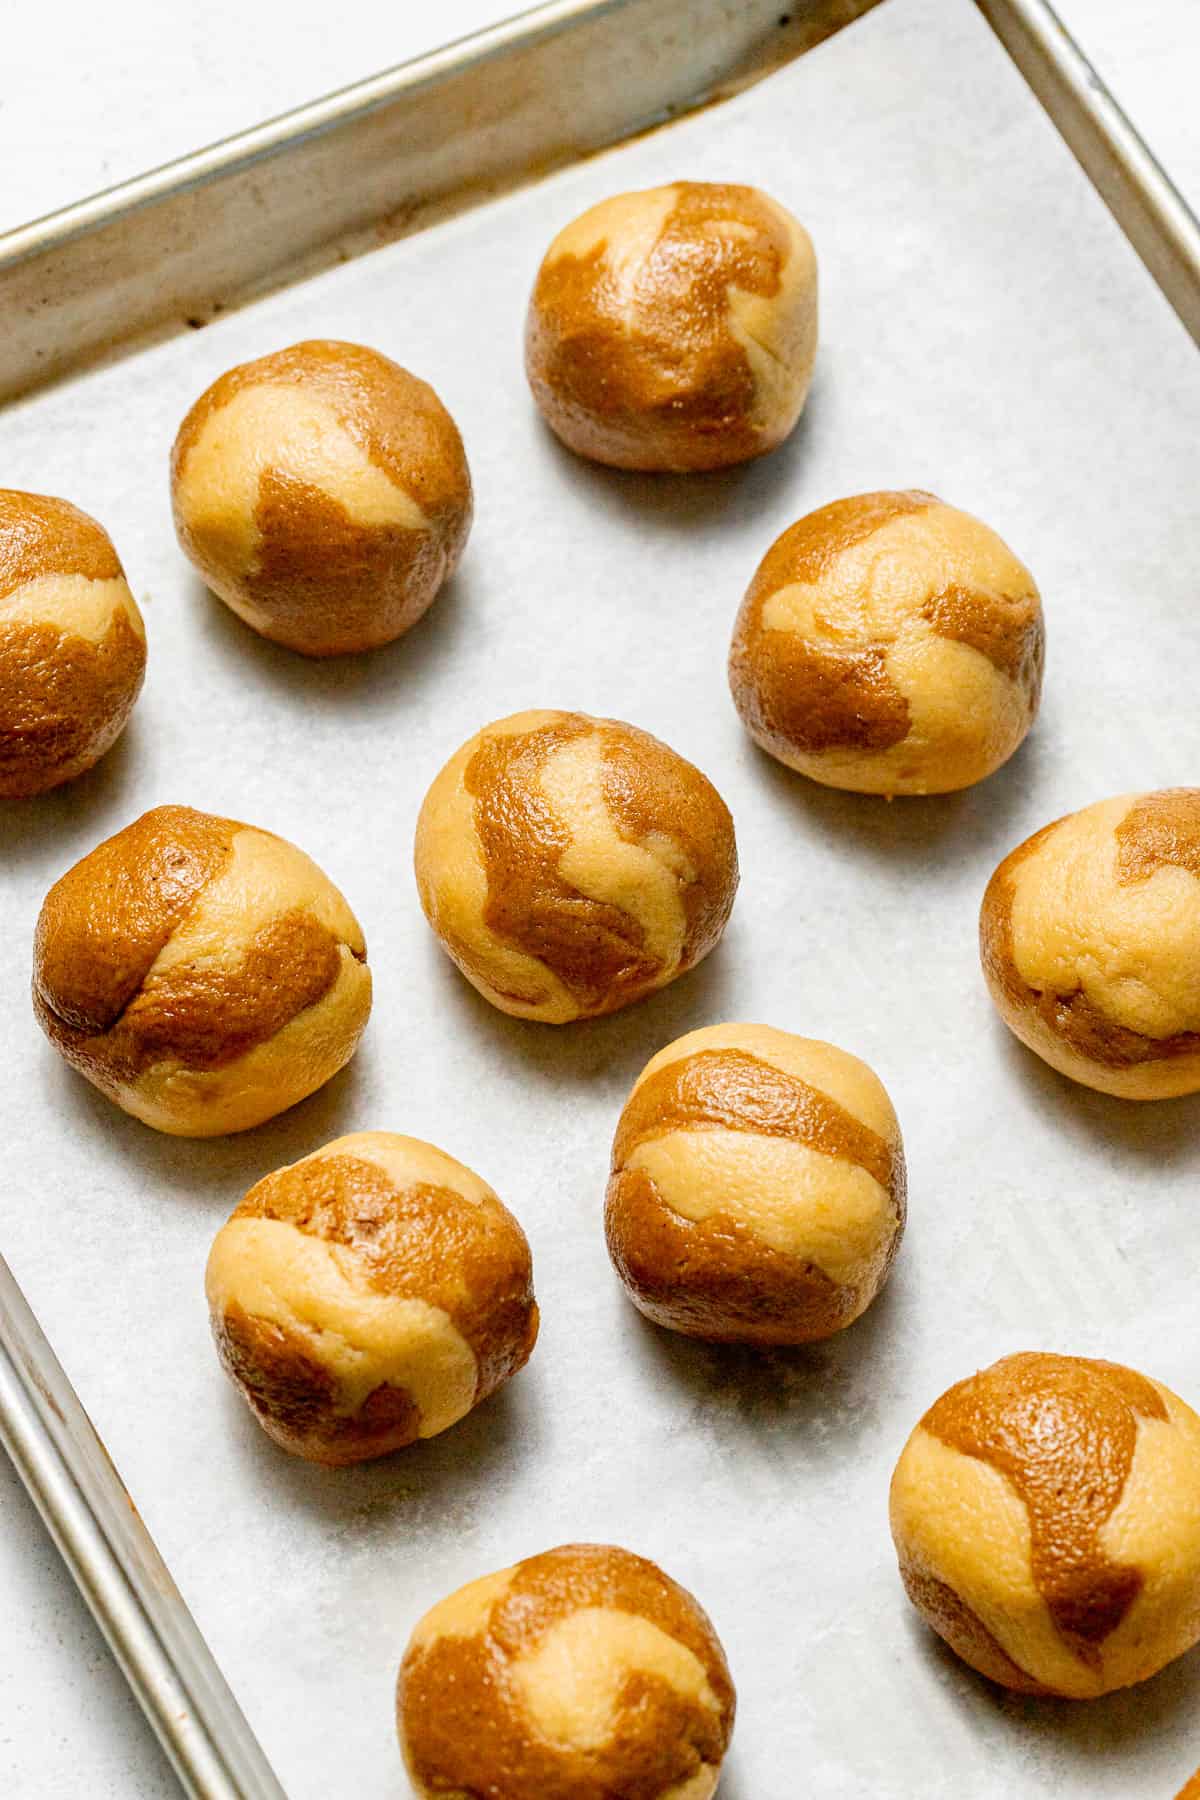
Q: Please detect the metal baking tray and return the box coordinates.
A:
[2,0,1197,404]
[3,1,1200,1796]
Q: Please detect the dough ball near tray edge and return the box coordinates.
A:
[396,1543,735,1800]
[0,489,146,797]
[890,1352,1200,1698]
[170,338,472,656]
[605,1022,905,1344]
[414,708,738,1023]
[206,1132,538,1465]
[31,804,371,1135]
[525,180,817,471]
[981,788,1200,1098]
[729,489,1044,796]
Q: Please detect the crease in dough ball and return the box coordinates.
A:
[605,1022,906,1343]
[170,338,472,656]
[32,803,371,1135]
[397,1543,735,1799]
[414,708,738,1023]
[206,1131,538,1464]
[525,180,817,471]
[728,489,1044,795]
[0,489,146,797]
[981,788,1200,1098]
[890,1352,1200,1698]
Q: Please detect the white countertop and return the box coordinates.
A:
[2,4,1198,1797]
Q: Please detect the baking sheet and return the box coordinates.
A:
[3,0,1200,1792]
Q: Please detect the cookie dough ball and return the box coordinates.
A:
[206,1132,537,1464]
[525,181,817,471]
[606,1023,905,1344]
[33,804,370,1135]
[729,490,1044,795]
[890,1353,1200,1698]
[170,339,471,656]
[397,1543,735,1798]
[981,789,1200,1099]
[0,490,145,797]
[415,709,738,1023]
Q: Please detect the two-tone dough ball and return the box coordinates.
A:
[981,789,1200,1098]
[414,710,738,1022]
[33,804,371,1135]
[1,490,145,797]
[397,1543,735,1799]
[170,339,472,655]
[729,490,1044,795]
[206,1133,537,1464]
[605,1023,905,1344]
[525,181,817,471]
[890,1353,1200,1698]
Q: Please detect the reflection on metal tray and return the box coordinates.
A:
[0,0,1197,403]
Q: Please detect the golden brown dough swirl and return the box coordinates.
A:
[33,804,371,1134]
[605,1023,906,1344]
[980,789,1200,1098]
[525,181,817,471]
[207,1132,537,1463]
[397,1543,736,1799]
[414,709,738,1023]
[729,490,1044,795]
[890,1352,1200,1697]
[171,339,472,656]
[0,489,146,797]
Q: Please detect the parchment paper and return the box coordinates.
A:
[3,0,1200,1793]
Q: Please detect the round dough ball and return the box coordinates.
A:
[33,804,371,1135]
[525,181,817,471]
[981,789,1200,1099]
[206,1132,537,1464]
[729,489,1044,795]
[606,1022,905,1344]
[170,339,472,656]
[397,1542,735,1799]
[0,490,145,797]
[414,709,738,1023]
[890,1352,1200,1698]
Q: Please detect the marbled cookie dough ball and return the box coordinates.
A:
[526,181,817,471]
[981,789,1200,1098]
[890,1353,1200,1698]
[170,339,471,655]
[415,709,738,1022]
[206,1132,537,1464]
[33,804,370,1135]
[606,1023,905,1344]
[397,1543,735,1799]
[729,490,1044,795]
[0,490,145,797]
